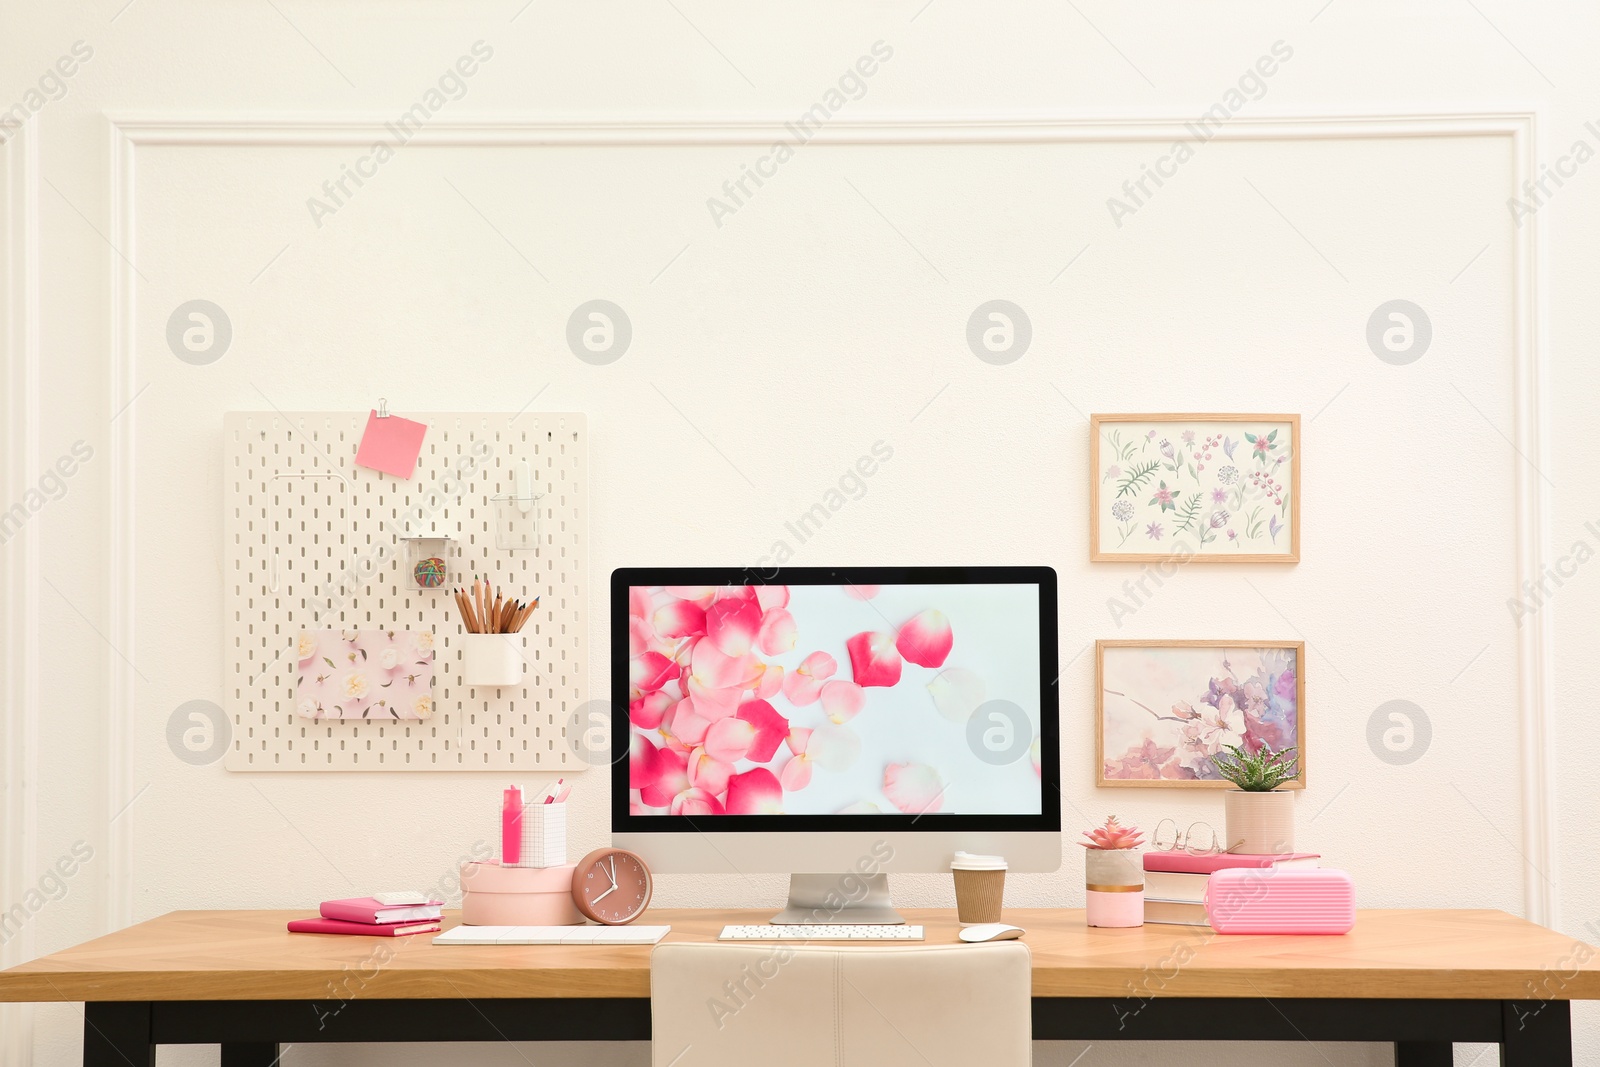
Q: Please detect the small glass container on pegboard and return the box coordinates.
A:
[404,536,453,590]
[492,494,543,551]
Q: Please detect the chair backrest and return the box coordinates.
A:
[650,941,1032,1067]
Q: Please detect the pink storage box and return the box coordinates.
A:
[461,860,583,926]
[1205,867,1355,934]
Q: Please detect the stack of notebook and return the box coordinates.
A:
[1144,851,1321,927]
[287,896,445,936]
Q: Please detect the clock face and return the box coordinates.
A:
[573,848,652,925]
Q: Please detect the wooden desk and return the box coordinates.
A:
[2,908,1595,1066]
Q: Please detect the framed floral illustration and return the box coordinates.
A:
[1096,640,1305,789]
[1090,413,1300,562]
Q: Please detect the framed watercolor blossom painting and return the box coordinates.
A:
[1096,640,1305,789]
[1090,413,1300,562]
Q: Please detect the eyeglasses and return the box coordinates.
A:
[1150,818,1223,855]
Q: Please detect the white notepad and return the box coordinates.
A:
[432,924,671,946]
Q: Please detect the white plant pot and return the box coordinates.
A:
[461,633,523,688]
[1224,789,1296,855]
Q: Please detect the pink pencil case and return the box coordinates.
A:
[1205,867,1355,934]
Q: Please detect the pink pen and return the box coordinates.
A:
[553,784,572,803]
[501,785,523,865]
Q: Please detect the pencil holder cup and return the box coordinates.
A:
[462,634,522,688]
[506,802,567,869]
[492,494,542,552]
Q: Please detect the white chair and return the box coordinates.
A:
[650,941,1032,1067]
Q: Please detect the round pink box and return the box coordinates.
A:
[460,860,583,926]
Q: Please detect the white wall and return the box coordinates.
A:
[3,4,1598,1066]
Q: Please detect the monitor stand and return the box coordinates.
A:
[769,873,906,925]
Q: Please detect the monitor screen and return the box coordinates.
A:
[612,567,1058,832]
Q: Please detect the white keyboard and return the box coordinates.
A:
[719,924,924,941]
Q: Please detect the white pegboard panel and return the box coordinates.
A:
[222,411,588,771]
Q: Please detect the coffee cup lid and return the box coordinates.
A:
[951,851,1007,871]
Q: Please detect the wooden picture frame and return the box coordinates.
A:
[1096,639,1306,789]
[1090,413,1300,563]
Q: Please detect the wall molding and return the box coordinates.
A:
[1,115,41,1067]
[107,121,136,935]
[105,110,1556,924]
[1508,111,1557,927]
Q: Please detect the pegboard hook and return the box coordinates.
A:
[377,397,389,418]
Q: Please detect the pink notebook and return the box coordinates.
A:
[320,897,444,924]
[288,917,441,937]
[1144,851,1320,875]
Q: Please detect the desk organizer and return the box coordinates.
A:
[507,801,567,868]
[493,493,543,551]
[460,860,582,926]
[222,411,588,771]
[461,633,524,688]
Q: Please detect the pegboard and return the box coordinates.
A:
[222,411,589,771]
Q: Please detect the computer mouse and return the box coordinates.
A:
[958,923,1024,943]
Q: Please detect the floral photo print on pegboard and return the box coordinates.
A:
[294,629,436,720]
[1090,413,1300,563]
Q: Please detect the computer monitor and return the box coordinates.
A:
[612,566,1061,923]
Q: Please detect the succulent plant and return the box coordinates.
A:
[1210,742,1299,791]
[1079,815,1146,850]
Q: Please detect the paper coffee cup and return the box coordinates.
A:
[951,851,1007,925]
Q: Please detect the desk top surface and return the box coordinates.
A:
[2,908,1596,1002]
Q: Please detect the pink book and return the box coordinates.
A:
[319,897,444,924]
[1144,851,1320,875]
[288,917,441,937]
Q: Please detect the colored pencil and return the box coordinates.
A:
[452,583,539,634]
[454,587,479,633]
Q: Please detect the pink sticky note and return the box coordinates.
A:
[354,410,428,478]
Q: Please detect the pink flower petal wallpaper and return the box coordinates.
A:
[627,584,1043,816]
[294,629,436,721]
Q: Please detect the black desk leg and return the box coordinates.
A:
[1393,1042,1451,1066]
[223,1043,284,1067]
[83,1003,153,1067]
[1502,998,1572,1066]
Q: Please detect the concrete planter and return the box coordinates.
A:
[1084,848,1143,928]
[1224,789,1296,855]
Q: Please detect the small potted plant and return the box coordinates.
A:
[1080,816,1145,928]
[1210,743,1299,855]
